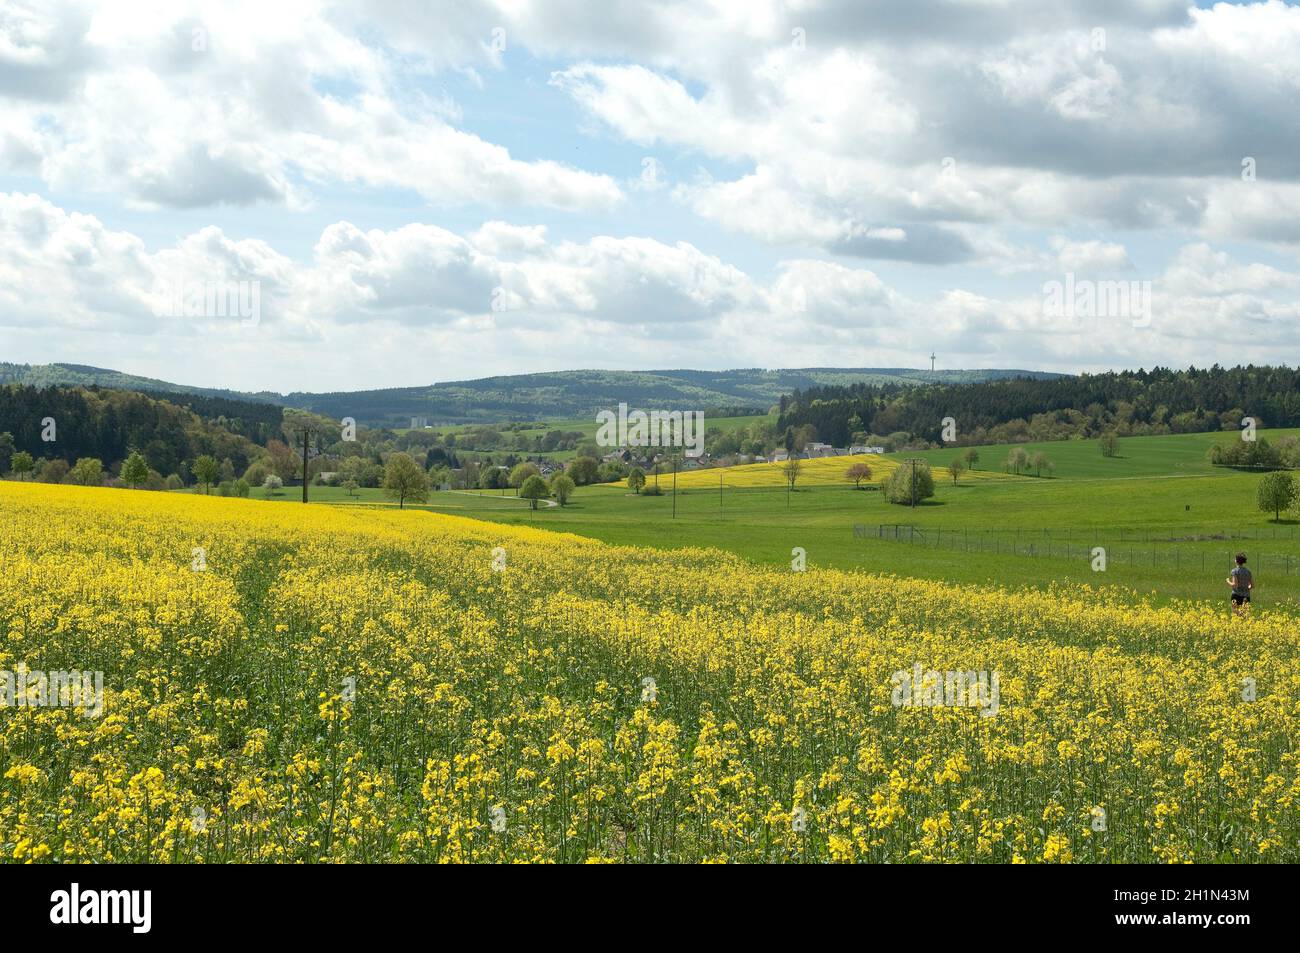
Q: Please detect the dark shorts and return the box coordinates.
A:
[1231,592,1251,606]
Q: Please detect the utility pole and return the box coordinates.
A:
[301,428,309,503]
[719,469,723,520]
[910,457,917,509]
[672,454,678,519]
[284,410,337,505]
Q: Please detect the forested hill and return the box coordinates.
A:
[0,362,282,403]
[778,365,1300,447]
[278,368,1059,425]
[0,383,279,477]
[279,367,1060,425]
[0,363,1057,426]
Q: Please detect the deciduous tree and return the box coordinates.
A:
[549,473,575,506]
[122,450,149,488]
[193,455,219,494]
[1258,471,1296,522]
[520,474,549,509]
[383,453,429,509]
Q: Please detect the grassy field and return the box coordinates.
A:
[296,429,1300,605]
[902,428,1300,480]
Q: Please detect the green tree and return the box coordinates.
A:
[70,457,103,487]
[343,478,360,498]
[1031,451,1050,477]
[949,457,966,484]
[885,459,935,505]
[509,462,541,494]
[263,474,283,497]
[567,456,600,486]
[596,461,626,483]
[1005,447,1029,474]
[964,447,979,470]
[10,450,34,480]
[428,465,451,491]
[243,461,270,488]
[383,453,429,509]
[627,467,646,494]
[0,431,13,473]
[520,474,549,509]
[549,473,575,506]
[1100,432,1119,458]
[40,459,69,484]
[122,450,150,488]
[793,424,818,451]
[479,466,507,490]
[1257,471,1297,522]
[193,455,220,494]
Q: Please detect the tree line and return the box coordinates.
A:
[777,365,1300,450]
[0,384,269,481]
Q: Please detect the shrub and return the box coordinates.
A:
[885,460,935,505]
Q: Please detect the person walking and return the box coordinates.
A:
[1226,552,1253,617]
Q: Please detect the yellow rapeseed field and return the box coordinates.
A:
[1,481,1296,863]
[634,454,1013,490]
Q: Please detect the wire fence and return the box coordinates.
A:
[853,523,1300,575]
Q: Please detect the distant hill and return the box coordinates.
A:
[282,367,1059,428]
[0,362,282,404]
[0,363,1061,427]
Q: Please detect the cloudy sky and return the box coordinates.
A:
[2,0,1300,392]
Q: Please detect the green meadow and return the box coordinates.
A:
[273,428,1300,607]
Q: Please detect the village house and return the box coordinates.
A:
[601,448,635,465]
[805,442,849,458]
